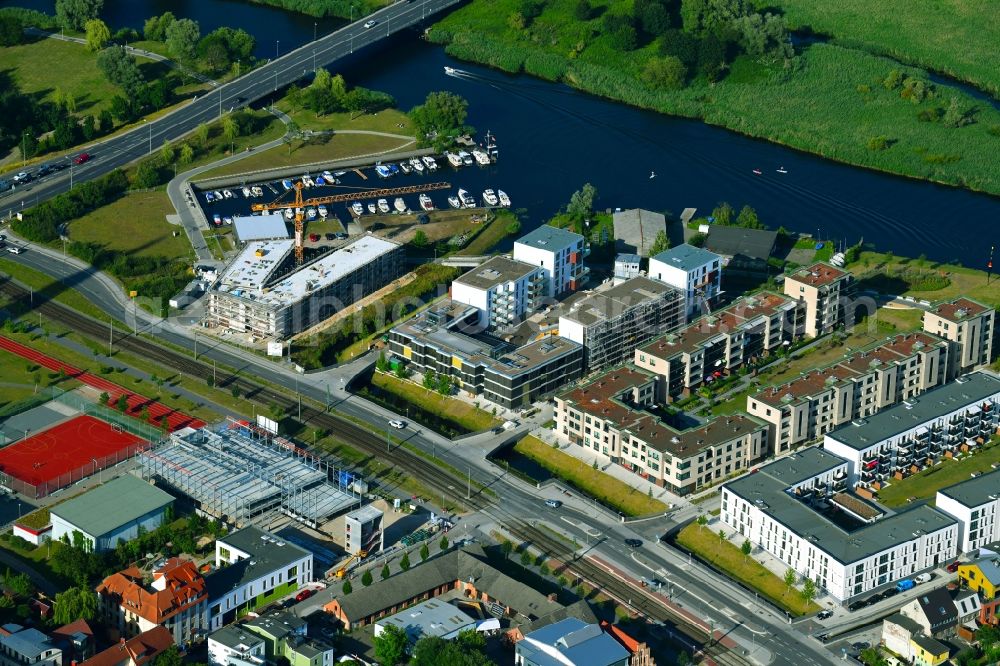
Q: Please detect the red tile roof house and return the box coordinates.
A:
[77,626,174,666]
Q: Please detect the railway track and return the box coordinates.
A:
[0,278,751,664]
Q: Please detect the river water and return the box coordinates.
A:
[8,0,1000,264]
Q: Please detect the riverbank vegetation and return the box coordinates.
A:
[431,0,1000,196]
[846,249,1000,308]
[240,0,390,20]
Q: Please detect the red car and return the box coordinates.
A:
[309,233,320,242]
[946,561,960,573]
[73,152,91,165]
[295,588,314,602]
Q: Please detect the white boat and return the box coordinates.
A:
[393,197,406,213]
[446,152,463,168]
[205,192,215,203]
[306,208,317,220]
[458,151,473,166]
[282,179,293,190]
[223,216,233,226]
[419,194,434,211]
[410,158,425,173]
[776,166,788,174]
[399,162,412,174]
[302,176,315,187]
[322,170,334,180]
[367,203,377,214]
[252,186,263,197]
[351,202,364,216]
[334,171,347,177]
[458,189,476,208]
[498,190,511,207]
[223,189,235,199]
[448,195,461,209]
[375,164,392,178]
[422,156,438,171]
[444,66,456,75]
[242,187,252,198]
[213,190,224,200]
[377,199,390,214]
[482,189,498,206]
[284,208,294,220]
[472,149,491,165]
[318,205,328,218]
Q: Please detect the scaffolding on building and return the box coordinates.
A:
[136,418,362,528]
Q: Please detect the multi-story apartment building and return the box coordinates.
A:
[513,225,587,298]
[648,244,722,318]
[450,256,545,330]
[554,367,768,494]
[635,292,801,401]
[935,469,1000,553]
[822,372,1000,489]
[721,446,959,602]
[782,263,854,338]
[207,527,313,631]
[96,557,208,646]
[389,301,584,408]
[748,333,951,454]
[208,235,404,340]
[922,297,996,378]
[558,276,685,372]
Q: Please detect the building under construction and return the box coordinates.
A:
[558,276,686,372]
[136,419,363,528]
[208,234,404,340]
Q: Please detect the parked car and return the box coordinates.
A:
[896,579,916,592]
[816,610,834,620]
[914,573,933,584]
[295,588,314,602]
[624,538,642,548]
[325,233,336,240]
[878,587,899,600]
[388,420,406,429]
[544,499,562,509]
[815,633,830,643]
[852,641,871,651]
[334,232,348,240]
[946,561,961,573]
[7,246,22,254]
[73,152,91,164]
[848,600,867,612]
[309,233,320,242]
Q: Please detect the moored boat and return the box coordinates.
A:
[375,164,392,178]
[458,189,475,208]
[213,190,224,200]
[318,205,328,218]
[223,189,235,199]
[302,175,315,187]
[367,203,377,214]
[205,192,215,203]
[498,190,511,207]
[446,152,463,168]
[399,162,412,174]
[282,179,293,190]
[284,208,294,220]
[419,194,434,211]
[212,213,222,226]
[422,156,438,171]
[306,208,317,220]
[482,189,498,206]
[242,187,252,198]
[314,176,326,186]
[472,149,491,165]
[448,195,461,209]
[351,202,364,216]
[377,198,390,214]
[394,197,406,213]
[223,216,233,226]
[458,151,473,166]
[252,186,263,197]
[410,158,425,173]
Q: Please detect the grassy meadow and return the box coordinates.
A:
[432,0,1000,195]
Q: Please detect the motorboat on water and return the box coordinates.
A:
[213,190,224,200]
[458,151,473,166]
[334,171,347,177]
[444,66,456,75]
[497,190,511,207]
[367,203,377,214]
[284,208,294,220]
[223,189,235,199]
[302,175,315,187]
[776,166,788,174]
[422,156,438,171]
[387,164,400,176]
[419,194,434,211]
[482,189,498,206]
[458,189,475,208]
[322,170,334,180]
[318,205,328,218]
[448,195,461,209]
[446,152,463,168]
[282,179,294,190]
[212,213,222,226]
[410,158,425,173]
[375,164,392,178]
[377,199,390,214]
[399,162,412,174]
[351,202,364,216]
[223,216,233,226]
[752,168,762,175]
[242,187,252,198]
[251,186,263,197]
[472,149,491,165]
[205,192,215,203]
[394,197,406,213]
[315,176,326,186]
[306,208,317,220]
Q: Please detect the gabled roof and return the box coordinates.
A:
[96,558,207,625]
[0,627,59,660]
[911,633,949,656]
[79,626,173,666]
[912,588,958,629]
[704,226,778,261]
[519,618,629,666]
[961,558,1000,585]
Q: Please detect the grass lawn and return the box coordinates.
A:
[434,3,1000,196]
[766,0,1000,97]
[459,210,518,256]
[197,132,414,179]
[676,523,820,616]
[67,191,193,259]
[0,258,116,323]
[278,103,414,136]
[513,435,667,517]
[371,371,500,432]
[876,439,1000,508]
[849,252,1000,307]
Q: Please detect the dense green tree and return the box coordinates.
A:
[153,646,183,666]
[439,535,449,551]
[116,392,129,411]
[783,568,796,593]
[801,578,816,603]
[160,140,175,164]
[412,229,428,247]
[98,109,114,133]
[409,91,471,150]
[143,12,176,41]
[178,143,194,165]
[380,563,390,580]
[736,204,761,228]
[500,540,513,560]
[97,46,145,98]
[84,18,110,51]
[566,182,597,219]
[132,160,161,189]
[741,539,752,561]
[642,55,687,89]
[165,18,200,62]
[3,571,33,598]
[0,15,23,46]
[634,0,671,36]
[56,0,104,31]
[858,648,888,666]
[53,586,98,624]
[412,630,494,666]
[573,0,593,21]
[419,543,430,562]
[649,229,670,255]
[361,569,373,587]
[341,579,352,595]
[373,624,408,666]
[711,201,734,225]
[660,29,699,66]
[734,12,792,62]
[399,552,410,571]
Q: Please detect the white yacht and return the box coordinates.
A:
[241,187,252,198]
[482,189,498,206]
[458,189,475,208]
[399,161,412,174]
[448,195,461,209]
[498,190,511,207]
[419,194,434,211]
[318,205,328,218]
[377,199,390,214]
[472,149,491,165]
[446,152,463,168]
[283,208,294,220]
[351,202,364,216]
[422,156,438,171]
[394,197,407,213]
[410,158,425,173]
[458,151,473,166]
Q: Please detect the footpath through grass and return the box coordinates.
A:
[676,523,820,616]
[370,372,500,433]
[876,439,1000,508]
[513,435,667,517]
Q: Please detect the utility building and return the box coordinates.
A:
[344,506,384,556]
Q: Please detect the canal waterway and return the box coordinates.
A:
[8,0,1000,265]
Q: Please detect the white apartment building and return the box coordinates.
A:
[555,366,768,494]
[450,256,545,330]
[648,244,722,318]
[822,371,1000,489]
[782,263,854,338]
[207,527,313,631]
[922,297,996,379]
[934,469,1000,553]
[208,625,266,666]
[748,333,951,454]
[721,447,959,601]
[513,225,587,297]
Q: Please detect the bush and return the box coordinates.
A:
[13,170,129,242]
[866,136,890,151]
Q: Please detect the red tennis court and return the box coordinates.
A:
[0,415,145,498]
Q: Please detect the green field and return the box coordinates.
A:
[676,523,820,616]
[67,191,194,259]
[371,371,500,432]
[277,102,414,136]
[433,2,1000,196]
[512,435,667,517]
[876,439,1000,508]
[764,0,1000,96]
[849,252,1000,307]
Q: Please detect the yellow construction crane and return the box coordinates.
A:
[251,181,452,264]
[331,549,368,579]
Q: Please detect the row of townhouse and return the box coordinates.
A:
[634,291,802,401]
[554,366,768,494]
[748,332,952,454]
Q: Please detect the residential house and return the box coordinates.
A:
[782,263,854,338]
[243,611,333,666]
[911,634,950,666]
[936,470,1000,552]
[513,225,588,297]
[373,598,477,643]
[599,622,655,666]
[901,588,959,637]
[958,559,1000,601]
[207,626,265,666]
[648,244,722,318]
[703,226,778,286]
[514,618,629,666]
[923,297,995,378]
[450,256,546,330]
[49,619,94,664]
[0,627,61,666]
[78,626,173,666]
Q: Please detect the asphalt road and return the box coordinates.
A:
[0,0,459,216]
